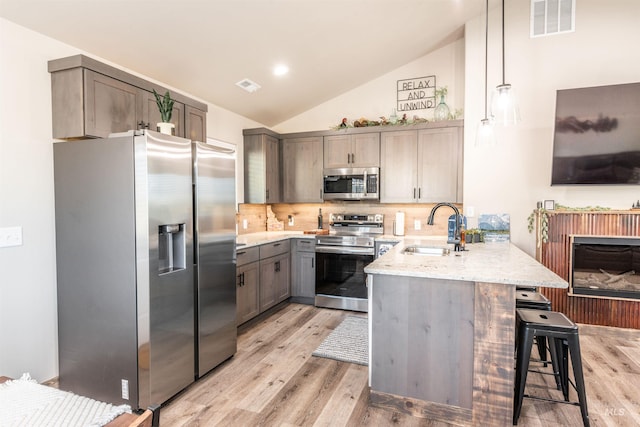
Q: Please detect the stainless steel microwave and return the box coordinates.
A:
[323,167,379,201]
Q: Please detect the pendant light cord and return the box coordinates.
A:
[501,0,506,86]
[484,0,489,119]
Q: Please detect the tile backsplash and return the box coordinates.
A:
[237,202,460,237]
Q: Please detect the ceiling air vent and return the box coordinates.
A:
[531,0,575,38]
[236,78,261,93]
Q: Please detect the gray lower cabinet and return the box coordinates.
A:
[259,248,290,312]
[282,136,323,202]
[236,247,260,325]
[291,238,316,304]
[243,133,281,204]
[236,240,291,325]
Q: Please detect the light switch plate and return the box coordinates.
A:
[0,226,22,248]
[414,220,421,230]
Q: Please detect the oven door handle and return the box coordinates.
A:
[316,246,374,256]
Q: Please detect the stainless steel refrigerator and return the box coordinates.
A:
[54,130,237,411]
[192,140,237,378]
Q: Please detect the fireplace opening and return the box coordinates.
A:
[570,236,640,300]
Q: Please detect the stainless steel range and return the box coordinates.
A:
[315,213,383,312]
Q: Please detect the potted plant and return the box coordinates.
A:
[153,89,175,135]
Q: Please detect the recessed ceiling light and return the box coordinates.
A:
[236,78,261,93]
[273,64,289,76]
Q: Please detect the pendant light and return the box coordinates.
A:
[476,0,496,146]
[490,0,520,125]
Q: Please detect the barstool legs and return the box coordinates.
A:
[513,326,534,424]
[569,335,590,427]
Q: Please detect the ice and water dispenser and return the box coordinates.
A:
[158,223,186,274]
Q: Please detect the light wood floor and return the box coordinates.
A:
[161,303,640,426]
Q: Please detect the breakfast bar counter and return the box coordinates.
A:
[364,239,568,426]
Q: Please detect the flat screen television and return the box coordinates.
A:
[551,82,640,185]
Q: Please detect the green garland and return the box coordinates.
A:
[527,204,611,243]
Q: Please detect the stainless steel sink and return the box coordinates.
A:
[402,245,450,256]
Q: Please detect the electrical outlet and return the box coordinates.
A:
[242,219,248,229]
[121,379,129,400]
[0,226,22,248]
[414,220,421,230]
[466,206,475,217]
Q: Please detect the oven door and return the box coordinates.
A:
[315,245,373,312]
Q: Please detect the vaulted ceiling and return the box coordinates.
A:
[0,0,497,126]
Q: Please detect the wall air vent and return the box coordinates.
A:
[531,0,575,38]
[236,78,261,93]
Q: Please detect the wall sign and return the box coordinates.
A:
[397,76,436,112]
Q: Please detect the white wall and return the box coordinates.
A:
[0,18,261,381]
[275,0,640,258]
[463,0,640,256]
[274,38,465,134]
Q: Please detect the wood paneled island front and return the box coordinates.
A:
[364,238,568,426]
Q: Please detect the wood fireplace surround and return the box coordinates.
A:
[535,210,640,329]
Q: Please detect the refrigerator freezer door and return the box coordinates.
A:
[136,131,195,409]
[193,141,237,377]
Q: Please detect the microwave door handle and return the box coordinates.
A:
[363,170,367,197]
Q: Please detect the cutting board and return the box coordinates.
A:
[303,229,329,235]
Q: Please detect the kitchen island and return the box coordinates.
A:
[364,238,568,426]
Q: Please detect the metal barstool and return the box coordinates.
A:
[514,308,590,427]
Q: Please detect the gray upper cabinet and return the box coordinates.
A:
[417,127,463,203]
[380,130,419,203]
[185,105,207,142]
[380,124,463,203]
[324,133,380,168]
[244,134,281,204]
[51,68,139,139]
[48,55,207,140]
[282,136,323,202]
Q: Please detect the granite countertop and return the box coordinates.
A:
[364,237,568,289]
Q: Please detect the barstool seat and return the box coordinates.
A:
[514,308,590,427]
[516,290,552,364]
[515,290,551,310]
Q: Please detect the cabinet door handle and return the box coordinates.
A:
[418,188,421,199]
[413,188,416,199]
[351,153,355,164]
[266,189,269,200]
[312,258,314,268]
[275,261,280,272]
[237,251,246,256]
[273,243,281,247]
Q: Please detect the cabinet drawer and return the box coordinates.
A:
[236,246,259,266]
[259,240,290,259]
[294,238,316,253]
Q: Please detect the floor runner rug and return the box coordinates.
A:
[312,315,368,366]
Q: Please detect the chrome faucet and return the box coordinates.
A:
[427,202,462,251]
